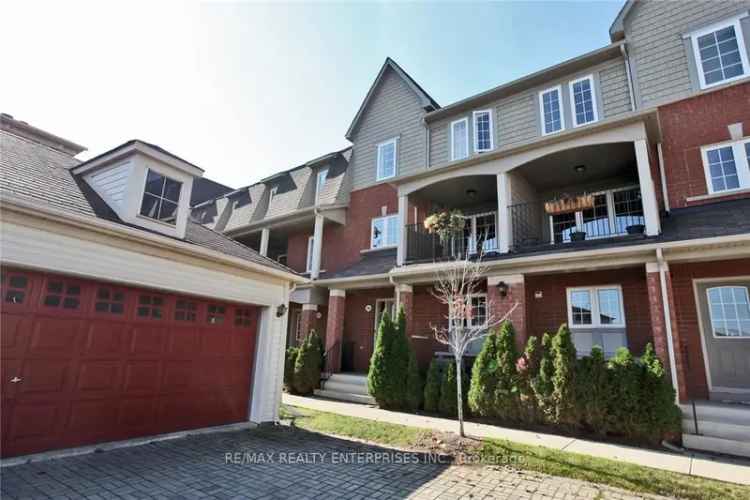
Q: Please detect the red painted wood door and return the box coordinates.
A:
[0,268,258,458]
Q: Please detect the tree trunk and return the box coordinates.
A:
[455,355,464,437]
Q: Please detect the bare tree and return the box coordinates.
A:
[430,249,518,437]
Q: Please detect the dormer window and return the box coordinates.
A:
[140,169,182,225]
[315,168,328,203]
[269,185,279,200]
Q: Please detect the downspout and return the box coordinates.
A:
[424,118,431,169]
[620,43,636,112]
[390,275,400,309]
[656,248,680,404]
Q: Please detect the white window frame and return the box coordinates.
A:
[370,214,399,249]
[462,211,498,254]
[687,13,750,90]
[568,74,599,127]
[547,185,642,244]
[705,285,750,339]
[305,236,314,273]
[376,138,398,181]
[472,110,494,153]
[448,293,488,329]
[566,285,626,329]
[450,117,469,161]
[269,185,278,200]
[139,168,182,225]
[374,298,396,333]
[538,85,565,136]
[700,138,750,195]
[315,168,328,204]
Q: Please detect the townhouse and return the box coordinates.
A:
[195,1,750,454]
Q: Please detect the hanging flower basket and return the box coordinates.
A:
[423,210,465,240]
[544,194,595,215]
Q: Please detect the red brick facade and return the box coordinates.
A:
[658,82,750,209]
[341,288,394,372]
[488,278,527,350]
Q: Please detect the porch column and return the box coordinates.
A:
[259,228,270,257]
[487,274,526,349]
[634,139,661,237]
[397,194,408,266]
[496,172,511,253]
[300,304,318,338]
[324,289,346,373]
[656,261,690,403]
[311,214,324,279]
[396,283,414,338]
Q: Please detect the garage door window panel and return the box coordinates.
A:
[175,299,198,322]
[43,279,83,312]
[207,304,226,325]
[1,272,32,307]
[94,287,126,315]
[235,308,254,328]
[136,294,165,319]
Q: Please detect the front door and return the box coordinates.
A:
[696,280,750,401]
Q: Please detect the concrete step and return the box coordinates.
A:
[680,402,750,423]
[682,419,750,442]
[682,433,750,458]
[321,380,370,396]
[313,389,375,405]
[327,373,368,386]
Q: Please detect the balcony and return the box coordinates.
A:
[406,211,499,263]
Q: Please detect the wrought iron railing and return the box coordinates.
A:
[405,223,499,263]
[322,339,341,379]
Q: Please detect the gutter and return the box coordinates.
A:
[0,194,308,284]
[225,203,350,238]
[656,248,680,404]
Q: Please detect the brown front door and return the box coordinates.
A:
[0,267,258,458]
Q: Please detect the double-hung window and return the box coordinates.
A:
[315,168,328,204]
[473,110,494,152]
[451,118,469,161]
[701,138,750,194]
[688,15,749,89]
[376,138,397,181]
[567,286,625,328]
[371,214,399,249]
[539,86,564,135]
[306,236,315,273]
[140,169,182,225]
[569,75,598,127]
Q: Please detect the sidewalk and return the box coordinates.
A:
[283,393,750,486]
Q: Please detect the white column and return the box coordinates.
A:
[496,172,511,253]
[259,228,270,257]
[397,194,408,266]
[634,139,661,236]
[311,214,324,279]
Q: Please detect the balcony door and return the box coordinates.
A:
[462,211,498,255]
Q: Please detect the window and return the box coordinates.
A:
[473,110,494,152]
[2,274,28,305]
[137,294,164,319]
[44,280,81,310]
[567,286,625,328]
[95,287,125,314]
[462,211,497,254]
[549,187,643,243]
[689,16,749,89]
[140,170,182,225]
[451,118,469,161]
[376,138,397,180]
[450,294,488,329]
[707,286,750,337]
[701,139,750,194]
[539,86,564,135]
[306,236,315,273]
[569,75,598,127]
[371,214,399,249]
[315,168,328,203]
[269,185,279,200]
[207,304,226,325]
[175,299,197,321]
[235,308,253,327]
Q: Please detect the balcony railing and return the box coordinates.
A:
[405,223,499,263]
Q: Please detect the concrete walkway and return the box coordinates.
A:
[283,393,750,486]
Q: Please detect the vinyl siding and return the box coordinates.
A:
[265,168,313,219]
[349,66,427,191]
[86,161,133,208]
[428,57,631,169]
[624,0,750,109]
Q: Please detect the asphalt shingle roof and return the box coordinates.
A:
[0,129,295,275]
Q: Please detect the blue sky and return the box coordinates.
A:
[2,0,624,188]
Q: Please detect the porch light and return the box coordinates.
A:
[466,188,477,200]
[496,281,509,297]
[276,304,288,317]
[574,164,586,173]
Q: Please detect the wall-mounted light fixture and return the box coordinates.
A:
[466,188,478,200]
[574,164,586,173]
[496,281,509,297]
[276,304,288,317]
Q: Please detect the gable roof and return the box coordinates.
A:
[345,57,440,140]
[609,0,636,42]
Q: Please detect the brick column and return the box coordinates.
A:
[663,266,689,403]
[300,304,318,339]
[396,284,414,339]
[324,289,346,373]
[487,274,527,349]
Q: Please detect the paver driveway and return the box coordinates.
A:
[1,426,667,499]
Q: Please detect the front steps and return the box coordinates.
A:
[314,373,375,405]
[681,401,750,458]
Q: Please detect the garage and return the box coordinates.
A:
[1,267,259,458]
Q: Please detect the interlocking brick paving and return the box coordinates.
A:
[1,426,667,499]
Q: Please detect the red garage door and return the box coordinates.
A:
[0,267,258,458]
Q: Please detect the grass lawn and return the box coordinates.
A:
[280,404,750,500]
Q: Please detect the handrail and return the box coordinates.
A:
[322,339,341,379]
